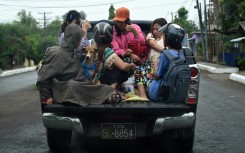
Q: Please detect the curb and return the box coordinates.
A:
[197,63,245,85]
[229,73,245,84]
[0,67,36,77]
[197,64,239,74]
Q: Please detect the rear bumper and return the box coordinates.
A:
[153,112,195,135]
[42,112,195,135]
[42,113,84,133]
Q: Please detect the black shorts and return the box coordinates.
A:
[99,66,128,85]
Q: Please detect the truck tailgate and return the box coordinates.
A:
[43,102,192,115]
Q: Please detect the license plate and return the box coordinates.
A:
[101,123,136,139]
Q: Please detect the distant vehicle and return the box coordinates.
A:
[41,20,200,152]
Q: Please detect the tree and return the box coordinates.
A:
[16,10,38,28]
[215,0,245,35]
[178,7,188,19]
[46,17,62,37]
[108,4,115,20]
[173,7,198,35]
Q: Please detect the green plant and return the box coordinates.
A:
[237,57,245,70]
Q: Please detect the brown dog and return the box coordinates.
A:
[81,45,100,84]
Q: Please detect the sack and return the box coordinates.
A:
[158,50,191,103]
[128,42,149,63]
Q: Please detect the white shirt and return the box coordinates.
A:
[146,33,164,63]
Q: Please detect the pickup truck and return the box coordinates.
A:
[41,20,200,152]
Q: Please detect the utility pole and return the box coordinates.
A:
[38,12,52,29]
[204,0,208,61]
[171,12,174,22]
[195,0,205,60]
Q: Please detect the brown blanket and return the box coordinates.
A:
[37,24,114,106]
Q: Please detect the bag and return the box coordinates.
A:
[128,42,149,64]
[158,50,191,103]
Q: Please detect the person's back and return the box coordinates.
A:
[148,50,179,101]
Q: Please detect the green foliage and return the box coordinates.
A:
[173,7,198,35]
[237,57,245,70]
[196,40,203,56]
[46,17,62,36]
[108,4,115,20]
[0,10,61,69]
[178,7,188,19]
[219,0,245,34]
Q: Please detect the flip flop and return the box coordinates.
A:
[125,96,149,102]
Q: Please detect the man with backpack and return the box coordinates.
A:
[147,23,191,102]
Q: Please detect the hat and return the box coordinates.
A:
[113,7,130,21]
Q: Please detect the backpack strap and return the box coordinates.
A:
[163,50,177,61]
[182,47,196,64]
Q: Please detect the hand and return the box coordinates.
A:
[130,54,141,64]
[46,98,53,105]
[124,49,132,57]
[126,25,138,36]
[130,63,136,71]
[82,20,91,32]
[153,61,158,72]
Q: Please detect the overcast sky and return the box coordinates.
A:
[0,0,204,25]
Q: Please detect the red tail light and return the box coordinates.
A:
[190,67,199,77]
[187,98,197,104]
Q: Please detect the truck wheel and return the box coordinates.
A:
[175,127,195,152]
[46,128,72,151]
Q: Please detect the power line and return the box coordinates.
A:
[0,0,134,8]
[38,12,52,28]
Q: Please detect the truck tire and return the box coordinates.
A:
[46,128,72,151]
[175,126,195,152]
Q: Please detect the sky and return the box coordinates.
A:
[0,0,204,26]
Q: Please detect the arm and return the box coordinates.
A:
[105,53,136,72]
[113,58,136,72]
[153,54,167,79]
[127,24,145,43]
[148,39,164,52]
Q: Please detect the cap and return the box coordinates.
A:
[113,7,130,22]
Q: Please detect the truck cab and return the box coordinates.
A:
[41,20,200,152]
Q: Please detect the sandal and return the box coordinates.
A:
[104,93,122,104]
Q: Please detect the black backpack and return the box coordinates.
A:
[158,50,191,103]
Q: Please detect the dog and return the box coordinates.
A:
[81,45,100,84]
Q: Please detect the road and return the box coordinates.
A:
[0,71,245,153]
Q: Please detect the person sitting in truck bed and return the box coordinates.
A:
[92,22,136,98]
[134,18,167,101]
[59,10,91,57]
[36,23,120,106]
[147,23,185,101]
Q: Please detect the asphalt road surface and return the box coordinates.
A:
[0,71,245,153]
